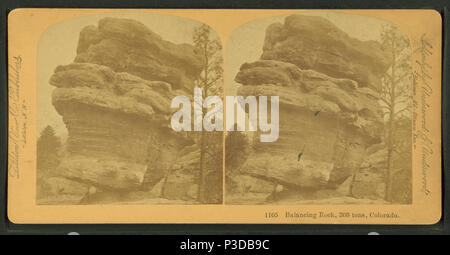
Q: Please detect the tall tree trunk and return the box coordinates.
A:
[198,47,209,203]
[385,38,396,202]
[385,108,395,202]
[198,117,207,203]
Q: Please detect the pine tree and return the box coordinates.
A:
[225,130,250,173]
[37,125,61,178]
[379,24,411,202]
[192,24,223,203]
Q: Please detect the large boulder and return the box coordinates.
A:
[235,60,384,189]
[57,156,147,190]
[50,63,190,164]
[229,15,395,203]
[261,15,391,90]
[46,19,202,203]
[236,60,383,141]
[239,156,333,188]
[74,18,205,92]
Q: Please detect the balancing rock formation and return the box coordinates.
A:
[228,15,392,204]
[75,17,204,91]
[261,15,391,91]
[43,18,204,204]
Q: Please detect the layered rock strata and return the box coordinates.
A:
[42,18,206,204]
[228,15,391,203]
[261,14,391,90]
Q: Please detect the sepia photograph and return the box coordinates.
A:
[36,13,223,205]
[6,9,442,225]
[225,12,412,205]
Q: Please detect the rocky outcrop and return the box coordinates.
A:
[163,172,199,201]
[229,15,389,203]
[236,60,383,142]
[75,17,204,91]
[50,63,180,158]
[261,15,391,90]
[351,143,387,199]
[143,145,201,200]
[37,176,89,205]
[44,18,206,204]
[225,173,285,204]
[235,60,383,188]
[49,62,193,194]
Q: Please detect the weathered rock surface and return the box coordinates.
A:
[50,63,192,190]
[225,174,279,204]
[261,15,391,90]
[230,15,390,203]
[351,143,387,199]
[49,62,195,199]
[235,60,383,189]
[236,60,383,142]
[46,18,204,203]
[75,17,205,91]
[144,142,222,203]
[231,174,277,194]
[336,176,353,196]
[57,156,147,190]
[50,63,178,120]
[37,176,89,205]
[162,171,198,201]
[240,156,333,188]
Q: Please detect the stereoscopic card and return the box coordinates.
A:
[7,9,442,224]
